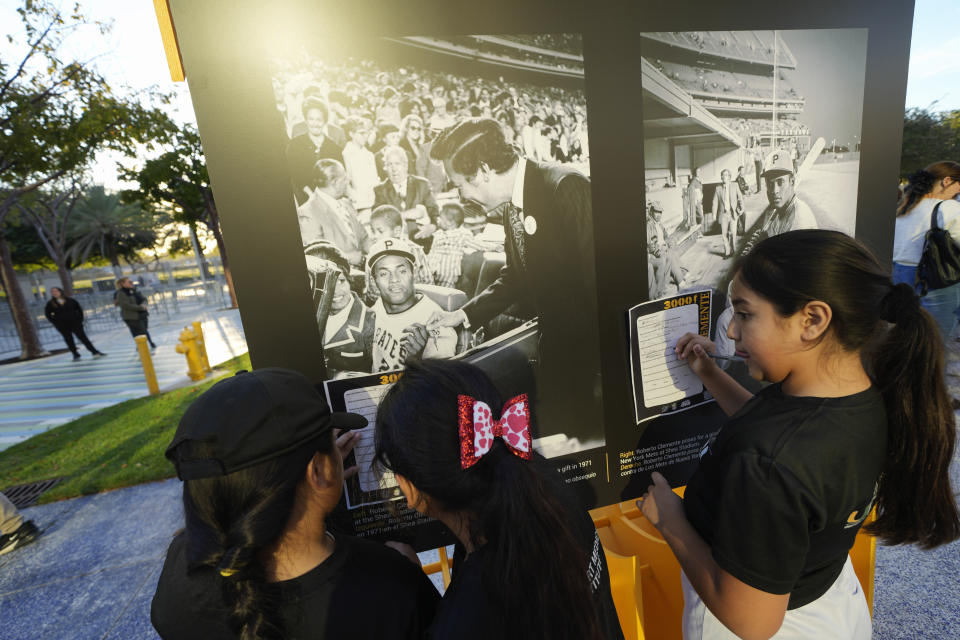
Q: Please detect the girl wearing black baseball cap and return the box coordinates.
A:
[151,368,438,639]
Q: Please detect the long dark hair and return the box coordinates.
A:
[180,436,332,639]
[896,160,960,216]
[374,359,602,639]
[737,229,960,548]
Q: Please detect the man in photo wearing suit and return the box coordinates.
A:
[425,117,603,448]
[712,168,744,257]
[373,145,439,245]
[297,159,369,268]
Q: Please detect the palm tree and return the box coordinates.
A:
[67,186,159,277]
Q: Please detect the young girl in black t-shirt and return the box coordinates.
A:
[151,369,439,639]
[374,359,624,640]
[639,230,960,639]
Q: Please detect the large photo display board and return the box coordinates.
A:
[168,0,914,547]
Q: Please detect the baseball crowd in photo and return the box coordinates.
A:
[271,36,592,378]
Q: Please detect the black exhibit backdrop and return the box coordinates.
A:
[168,0,914,538]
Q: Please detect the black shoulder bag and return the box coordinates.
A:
[916,201,960,295]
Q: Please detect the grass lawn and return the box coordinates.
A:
[0,353,251,504]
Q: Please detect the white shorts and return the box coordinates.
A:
[681,556,871,639]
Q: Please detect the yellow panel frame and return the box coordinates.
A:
[589,495,876,639]
[152,0,185,82]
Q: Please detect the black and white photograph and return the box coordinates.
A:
[269,34,605,454]
[640,29,868,353]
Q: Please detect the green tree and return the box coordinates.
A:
[122,126,238,307]
[67,186,159,277]
[15,176,84,295]
[0,0,172,358]
[5,212,55,269]
[900,107,960,178]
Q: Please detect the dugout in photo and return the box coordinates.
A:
[639,29,867,347]
[269,33,605,457]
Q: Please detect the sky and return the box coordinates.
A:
[781,28,868,148]
[904,0,960,111]
[0,0,957,188]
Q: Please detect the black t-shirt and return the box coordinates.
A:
[683,384,886,609]
[430,481,625,639]
[151,533,439,639]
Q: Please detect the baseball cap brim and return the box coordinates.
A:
[368,249,416,271]
[166,368,367,481]
[761,168,793,178]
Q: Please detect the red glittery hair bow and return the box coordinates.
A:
[458,394,532,469]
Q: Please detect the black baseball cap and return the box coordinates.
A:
[166,368,367,481]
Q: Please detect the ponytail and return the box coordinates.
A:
[473,447,601,640]
[869,285,960,547]
[375,359,603,640]
[738,231,960,549]
[181,441,328,639]
[896,169,934,216]
[897,160,960,216]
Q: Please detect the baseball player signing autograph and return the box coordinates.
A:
[367,238,456,372]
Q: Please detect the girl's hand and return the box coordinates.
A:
[637,472,683,530]
[675,332,718,378]
[334,429,361,479]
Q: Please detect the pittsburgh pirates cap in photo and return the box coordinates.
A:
[366,238,417,272]
[165,367,366,480]
[647,199,664,213]
[761,150,795,177]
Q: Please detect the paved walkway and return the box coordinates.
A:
[0,307,247,451]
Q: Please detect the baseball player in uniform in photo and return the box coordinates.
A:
[756,149,818,238]
[367,238,456,372]
[714,150,819,357]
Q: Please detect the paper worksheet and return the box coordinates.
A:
[636,304,702,407]
[628,291,714,423]
[325,373,405,509]
[342,384,397,495]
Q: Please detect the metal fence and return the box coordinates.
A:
[0,278,230,356]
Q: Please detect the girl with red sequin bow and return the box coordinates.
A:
[374,359,625,640]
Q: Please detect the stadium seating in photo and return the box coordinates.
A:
[642,31,797,68]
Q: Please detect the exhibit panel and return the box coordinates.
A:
[167,0,915,543]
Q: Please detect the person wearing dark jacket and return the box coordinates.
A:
[44,288,104,360]
[116,278,157,349]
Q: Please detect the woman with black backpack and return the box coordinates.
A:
[892,160,960,337]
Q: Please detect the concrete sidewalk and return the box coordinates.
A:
[0,307,247,451]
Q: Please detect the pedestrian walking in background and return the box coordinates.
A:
[892,161,960,337]
[115,277,157,349]
[0,492,39,556]
[44,287,105,360]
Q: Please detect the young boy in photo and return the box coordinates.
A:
[428,202,487,288]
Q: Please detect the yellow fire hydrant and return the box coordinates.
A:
[175,326,208,381]
[192,321,212,375]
